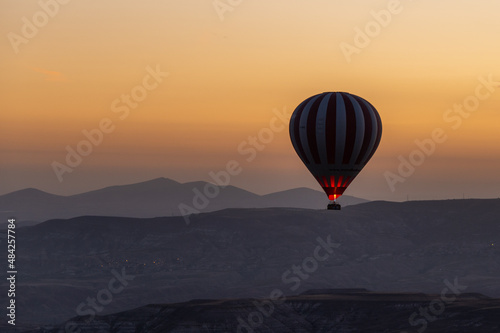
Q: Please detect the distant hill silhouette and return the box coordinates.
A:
[0,177,367,223]
[4,199,500,328]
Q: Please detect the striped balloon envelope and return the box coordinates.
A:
[289,92,382,202]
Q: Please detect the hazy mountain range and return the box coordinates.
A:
[0,177,367,224]
[2,198,499,331]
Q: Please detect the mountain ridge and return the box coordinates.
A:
[0,177,368,223]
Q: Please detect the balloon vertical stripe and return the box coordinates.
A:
[325,94,337,164]
[289,96,314,165]
[342,94,357,164]
[306,97,322,164]
[353,95,374,165]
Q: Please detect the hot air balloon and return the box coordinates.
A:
[289,92,382,210]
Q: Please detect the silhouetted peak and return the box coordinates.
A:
[5,187,59,198]
[116,177,181,189]
[142,177,180,185]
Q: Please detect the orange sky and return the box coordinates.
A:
[1,0,499,200]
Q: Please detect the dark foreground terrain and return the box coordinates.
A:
[32,289,500,332]
[1,198,499,330]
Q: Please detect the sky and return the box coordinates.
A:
[1,0,499,201]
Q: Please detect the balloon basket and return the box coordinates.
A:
[327,201,341,210]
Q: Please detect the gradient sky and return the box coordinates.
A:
[1,0,499,201]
